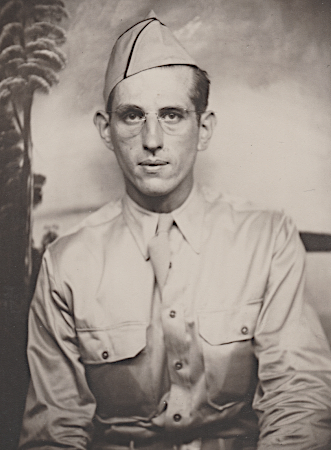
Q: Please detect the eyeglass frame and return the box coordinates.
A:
[106,106,204,137]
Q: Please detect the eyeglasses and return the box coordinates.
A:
[107,106,199,138]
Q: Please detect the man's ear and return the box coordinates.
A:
[94,110,113,150]
[197,111,216,152]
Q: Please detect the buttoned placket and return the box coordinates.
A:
[122,188,205,435]
[160,224,194,429]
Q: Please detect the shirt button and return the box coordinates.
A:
[173,413,182,422]
[102,351,109,359]
[169,310,176,318]
[175,361,183,370]
[241,326,248,335]
[169,262,172,269]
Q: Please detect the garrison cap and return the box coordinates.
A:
[103,10,198,105]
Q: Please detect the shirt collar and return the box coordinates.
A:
[122,184,205,259]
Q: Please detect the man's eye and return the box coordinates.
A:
[120,110,144,124]
[160,109,185,123]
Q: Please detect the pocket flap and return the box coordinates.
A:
[77,322,147,364]
[198,302,262,345]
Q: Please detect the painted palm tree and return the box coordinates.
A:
[0,92,23,291]
[0,0,67,298]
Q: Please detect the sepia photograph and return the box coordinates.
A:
[1,1,331,449]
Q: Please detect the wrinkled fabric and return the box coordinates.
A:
[102,12,197,104]
[19,185,331,450]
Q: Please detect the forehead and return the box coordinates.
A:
[112,66,194,109]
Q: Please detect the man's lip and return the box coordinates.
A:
[139,160,168,166]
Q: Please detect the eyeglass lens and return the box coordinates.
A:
[109,107,197,137]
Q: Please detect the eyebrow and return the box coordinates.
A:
[114,104,189,112]
[112,104,142,112]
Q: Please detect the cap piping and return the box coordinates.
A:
[117,16,165,42]
[117,17,151,41]
[124,18,158,79]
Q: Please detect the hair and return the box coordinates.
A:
[106,86,116,115]
[106,65,210,122]
[187,65,210,121]
[188,66,210,112]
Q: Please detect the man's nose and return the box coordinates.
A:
[141,114,163,153]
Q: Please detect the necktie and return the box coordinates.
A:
[148,213,173,291]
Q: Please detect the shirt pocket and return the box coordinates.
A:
[198,300,262,410]
[77,321,148,364]
[77,322,158,418]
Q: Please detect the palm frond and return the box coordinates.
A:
[26,37,66,64]
[4,57,25,76]
[30,49,65,70]
[27,73,51,93]
[29,0,65,8]
[0,76,27,93]
[33,4,68,23]
[0,44,24,64]
[29,0,66,6]
[0,31,14,54]
[25,21,66,45]
[25,37,55,52]
[18,61,58,85]
[0,1,21,29]
[0,22,23,51]
[0,87,11,103]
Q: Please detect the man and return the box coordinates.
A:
[19,12,331,450]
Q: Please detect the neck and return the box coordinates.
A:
[125,179,194,213]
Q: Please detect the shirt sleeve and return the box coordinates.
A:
[253,214,331,449]
[19,251,96,450]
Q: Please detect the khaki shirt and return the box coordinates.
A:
[19,186,331,450]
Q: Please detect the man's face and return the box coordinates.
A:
[105,66,206,208]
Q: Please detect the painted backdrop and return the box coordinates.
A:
[31,0,331,243]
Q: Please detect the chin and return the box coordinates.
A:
[138,180,175,198]
[141,187,172,198]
